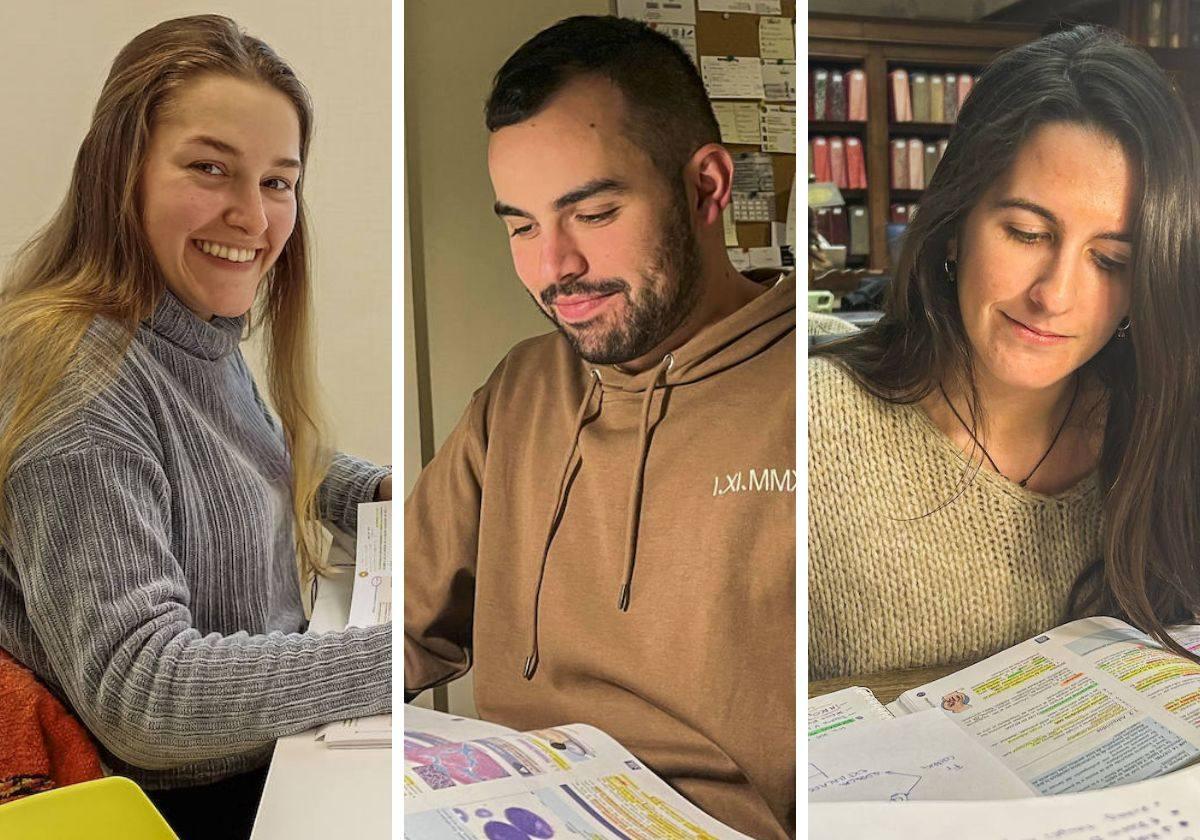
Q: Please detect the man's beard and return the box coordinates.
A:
[530,185,704,365]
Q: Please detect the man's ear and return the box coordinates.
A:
[947,236,958,262]
[686,143,734,227]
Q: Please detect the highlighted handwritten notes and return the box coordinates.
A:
[808,709,1030,802]
[808,686,892,742]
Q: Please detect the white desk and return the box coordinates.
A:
[250,545,390,839]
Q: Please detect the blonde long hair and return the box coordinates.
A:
[0,15,334,581]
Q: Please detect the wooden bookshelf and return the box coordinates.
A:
[984,1,1200,140]
[809,14,1041,272]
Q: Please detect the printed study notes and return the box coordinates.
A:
[315,500,392,749]
[811,762,1200,840]
[404,706,752,839]
[808,616,1200,829]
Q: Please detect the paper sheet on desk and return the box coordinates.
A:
[808,708,1032,803]
[311,501,392,749]
[347,501,390,628]
[811,762,1200,840]
[316,714,391,748]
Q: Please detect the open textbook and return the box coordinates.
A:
[807,616,1200,805]
[315,500,392,749]
[811,761,1200,839]
[403,705,752,839]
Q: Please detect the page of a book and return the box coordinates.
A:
[348,500,391,628]
[312,501,392,749]
[404,708,752,839]
[895,617,1200,796]
[809,708,1032,802]
[404,705,518,741]
[807,686,893,742]
[811,761,1200,839]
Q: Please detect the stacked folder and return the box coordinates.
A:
[890,137,949,189]
[809,66,867,121]
[890,68,981,123]
[809,135,868,190]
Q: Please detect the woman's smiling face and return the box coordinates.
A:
[952,121,1135,394]
[138,73,302,320]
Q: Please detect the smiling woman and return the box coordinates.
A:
[0,15,389,840]
[809,25,1200,680]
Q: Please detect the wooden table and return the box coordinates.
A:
[809,662,968,704]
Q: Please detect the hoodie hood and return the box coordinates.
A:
[523,270,795,680]
[589,269,796,392]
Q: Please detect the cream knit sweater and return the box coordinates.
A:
[808,356,1102,680]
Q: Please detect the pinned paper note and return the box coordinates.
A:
[713,101,761,145]
[748,246,783,269]
[699,0,781,13]
[760,104,796,154]
[732,192,773,222]
[733,151,776,193]
[761,60,796,102]
[759,16,794,60]
[650,21,697,63]
[701,56,765,100]
[727,248,751,271]
[722,204,738,247]
[617,0,695,23]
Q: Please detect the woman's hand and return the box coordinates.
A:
[374,474,392,501]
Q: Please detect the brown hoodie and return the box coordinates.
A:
[405,271,796,839]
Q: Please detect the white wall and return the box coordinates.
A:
[0,0,390,466]
[404,0,611,715]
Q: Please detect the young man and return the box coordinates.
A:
[405,16,795,838]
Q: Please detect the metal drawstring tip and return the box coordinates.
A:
[522,653,537,680]
[617,584,630,612]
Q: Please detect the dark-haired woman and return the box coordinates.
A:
[809,25,1200,680]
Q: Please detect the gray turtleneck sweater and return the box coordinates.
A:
[0,290,391,789]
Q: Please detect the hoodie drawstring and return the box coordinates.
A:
[522,353,674,680]
[617,353,673,611]
[524,368,602,680]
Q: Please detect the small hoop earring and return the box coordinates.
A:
[1116,315,1131,339]
[944,259,957,284]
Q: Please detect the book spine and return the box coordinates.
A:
[849,205,870,256]
[813,69,828,121]
[890,69,911,122]
[848,68,868,121]
[944,73,959,123]
[891,138,908,189]
[929,74,945,123]
[908,138,924,189]
[830,136,848,189]
[846,137,867,189]
[829,71,847,121]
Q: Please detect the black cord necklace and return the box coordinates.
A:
[938,374,1080,489]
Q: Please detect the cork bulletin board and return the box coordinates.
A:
[695,1,797,250]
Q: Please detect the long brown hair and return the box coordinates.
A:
[814,25,1200,660]
[0,15,334,581]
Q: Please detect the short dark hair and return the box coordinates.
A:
[485,15,721,183]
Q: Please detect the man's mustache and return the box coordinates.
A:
[541,278,629,307]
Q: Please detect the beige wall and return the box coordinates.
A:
[0,0,391,466]
[404,0,611,715]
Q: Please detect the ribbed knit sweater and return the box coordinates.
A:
[808,356,1102,680]
[0,290,391,789]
